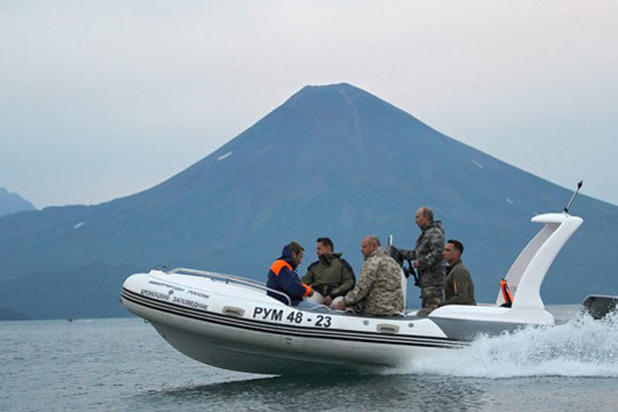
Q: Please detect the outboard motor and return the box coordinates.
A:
[581,295,618,320]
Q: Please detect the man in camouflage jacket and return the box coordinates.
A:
[337,236,404,316]
[399,206,446,315]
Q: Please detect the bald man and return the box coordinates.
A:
[336,236,404,316]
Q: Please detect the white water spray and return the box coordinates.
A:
[393,310,618,378]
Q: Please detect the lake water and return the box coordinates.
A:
[2,306,617,411]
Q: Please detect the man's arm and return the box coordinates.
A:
[398,248,416,261]
[343,260,378,307]
[278,267,312,300]
[441,269,473,306]
[300,262,317,285]
[330,259,355,297]
[416,229,444,270]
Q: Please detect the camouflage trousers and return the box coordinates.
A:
[418,285,444,317]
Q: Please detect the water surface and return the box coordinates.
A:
[1,306,617,411]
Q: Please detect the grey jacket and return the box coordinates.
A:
[401,220,446,287]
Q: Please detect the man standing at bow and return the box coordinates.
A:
[396,206,445,316]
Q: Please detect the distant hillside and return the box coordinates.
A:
[0,188,36,217]
[0,307,30,321]
[0,83,616,320]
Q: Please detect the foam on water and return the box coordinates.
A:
[392,310,618,378]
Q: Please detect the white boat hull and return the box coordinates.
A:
[121,270,544,375]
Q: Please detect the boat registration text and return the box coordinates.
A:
[252,307,332,328]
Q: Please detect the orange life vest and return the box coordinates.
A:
[500,279,513,307]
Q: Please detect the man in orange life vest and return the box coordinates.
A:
[267,241,314,306]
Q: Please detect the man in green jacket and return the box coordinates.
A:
[441,239,476,306]
[301,237,355,308]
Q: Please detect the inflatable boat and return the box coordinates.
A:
[120,210,611,375]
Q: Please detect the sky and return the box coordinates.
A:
[1,1,617,208]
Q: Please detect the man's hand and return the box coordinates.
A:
[335,300,346,310]
[323,296,333,306]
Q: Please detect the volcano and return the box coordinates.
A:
[1,83,616,319]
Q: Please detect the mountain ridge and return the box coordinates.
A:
[0,188,36,217]
[0,83,616,319]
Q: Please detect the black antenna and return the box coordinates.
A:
[564,180,583,213]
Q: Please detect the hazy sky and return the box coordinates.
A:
[2,1,617,208]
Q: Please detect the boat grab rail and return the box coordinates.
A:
[167,267,292,306]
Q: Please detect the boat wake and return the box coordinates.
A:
[392,310,618,378]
